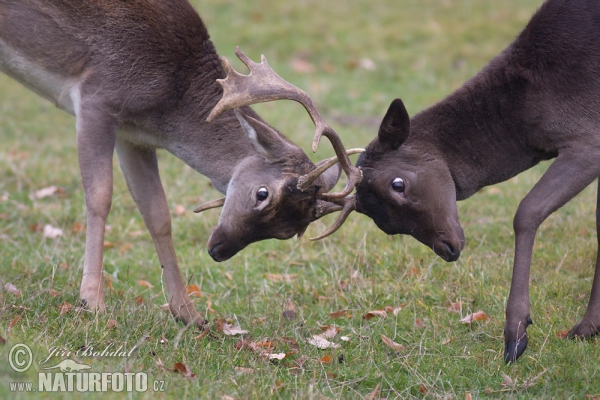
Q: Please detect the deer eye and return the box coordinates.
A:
[256,187,269,202]
[391,177,405,193]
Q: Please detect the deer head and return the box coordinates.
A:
[196,48,363,261]
[354,99,465,261]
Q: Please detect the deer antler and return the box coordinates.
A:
[206,47,362,199]
[309,195,356,241]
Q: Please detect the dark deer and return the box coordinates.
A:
[347,0,600,362]
[0,0,361,328]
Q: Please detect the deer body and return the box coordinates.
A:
[0,0,352,327]
[355,0,600,362]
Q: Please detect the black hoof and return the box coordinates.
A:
[80,299,88,308]
[504,335,528,364]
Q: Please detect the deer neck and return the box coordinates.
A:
[409,55,555,201]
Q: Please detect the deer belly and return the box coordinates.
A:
[0,38,78,115]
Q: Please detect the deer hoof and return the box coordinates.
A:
[504,334,529,364]
[567,319,600,340]
[80,298,107,313]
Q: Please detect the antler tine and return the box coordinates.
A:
[206,47,362,198]
[309,196,356,241]
[193,197,225,213]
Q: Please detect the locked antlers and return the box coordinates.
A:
[206,47,362,200]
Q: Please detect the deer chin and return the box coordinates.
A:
[422,225,465,263]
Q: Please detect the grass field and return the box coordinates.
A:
[2,0,600,398]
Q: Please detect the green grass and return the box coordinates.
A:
[1,0,599,398]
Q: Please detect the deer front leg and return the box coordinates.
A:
[568,179,600,339]
[115,139,205,329]
[77,106,118,312]
[505,153,600,363]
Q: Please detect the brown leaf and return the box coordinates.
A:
[137,280,154,289]
[381,334,404,352]
[320,325,339,339]
[266,273,298,283]
[103,241,115,249]
[308,335,340,349]
[312,287,331,300]
[556,330,570,339]
[0,335,6,344]
[362,309,387,320]
[448,301,462,313]
[282,310,296,320]
[502,373,516,388]
[419,384,427,394]
[222,323,248,336]
[134,295,144,305]
[414,318,426,329]
[8,316,20,331]
[193,330,209,341]
[107,319,118,329]
[71,222,86,233]
[320,355,333,364]
[366,384,380,400]
[33,186,58,199]
[4,283,22,296]
[173,362,196,379]
[59,302,73,315]
[460,311,489,324]
[329,310,350,319]
[186,284,203,297]
[442,336,455,345]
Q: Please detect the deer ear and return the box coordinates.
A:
[235,109,296,159]
[378,98,410,150]
[315,162,341,192]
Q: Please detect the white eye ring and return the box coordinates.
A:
[391,177,405,192]
[256,187,269,201]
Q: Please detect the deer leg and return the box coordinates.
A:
[504,153,600,363]
[115,139,205,329]
[77,106,118,313]
[568,179,600,339]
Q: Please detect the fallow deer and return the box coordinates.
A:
[0,0,361,328]
[336,0,600,362]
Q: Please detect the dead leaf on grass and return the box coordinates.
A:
[59,302,73,315]
[174,205,186,216]
[0,335,5,344]
[4,283,22,296]
[173,362,196,379]
[414,318,426,329]
[186,284,202,297]
[107,319,118,329]
[222,323,248,336]
[308,334,340,349]
[9,316,20,331]
[137,280,154,289]
[33,186,58,199]
[460,311,489,324]
[320,355,333,364]
[366,384,380,400]
[381,334,404,352]
[556,330,570,339]
[362,309,387,320]
[43,224,63,239]
[234,366,254,374]
[329,309,350,319]
[448,301,462,313]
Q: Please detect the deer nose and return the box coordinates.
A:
[444,241,461,262]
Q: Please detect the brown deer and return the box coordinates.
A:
[0,0,361,328]
[336,0,600,362]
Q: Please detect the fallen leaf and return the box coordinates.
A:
[43,224,63,239]
[414,318,426,329]
[72,222,86,233]
[367,384,380,400]
[173,362,196,379]
[419,384,427,394]
[134,295,144,305]
[222,396,235,400]
[119,243,134,253]
[268,353,286,360]
[222,323,248,336]
[159,303,170,311]
[186,284,202,297]
[381,334,404,352]
[193,330,209,341]
[282,298,296,320]
[320,325,338,339]
[107,319,118,329]
[33,186,58,199]
[0,335,5,344]
[59,302,73,315]
[4,283,22,296]
[340,336,350,342]
[556,330,570,339]
[137,280,154,289]
[460,311,489,324]
[8,316,20,331]
[282,310,296,320]
[358,57,377,71]
[308,335,340,349]
[362,309,387,320]
[448,301,462,313]
[465,393,472,400]
[320,355,333,364]
[442,337,455,345]
[266,273,298,283]
[329,310,350,319]
[312,287,331,300]
[103,241,115,248]
[129,230,144,237]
